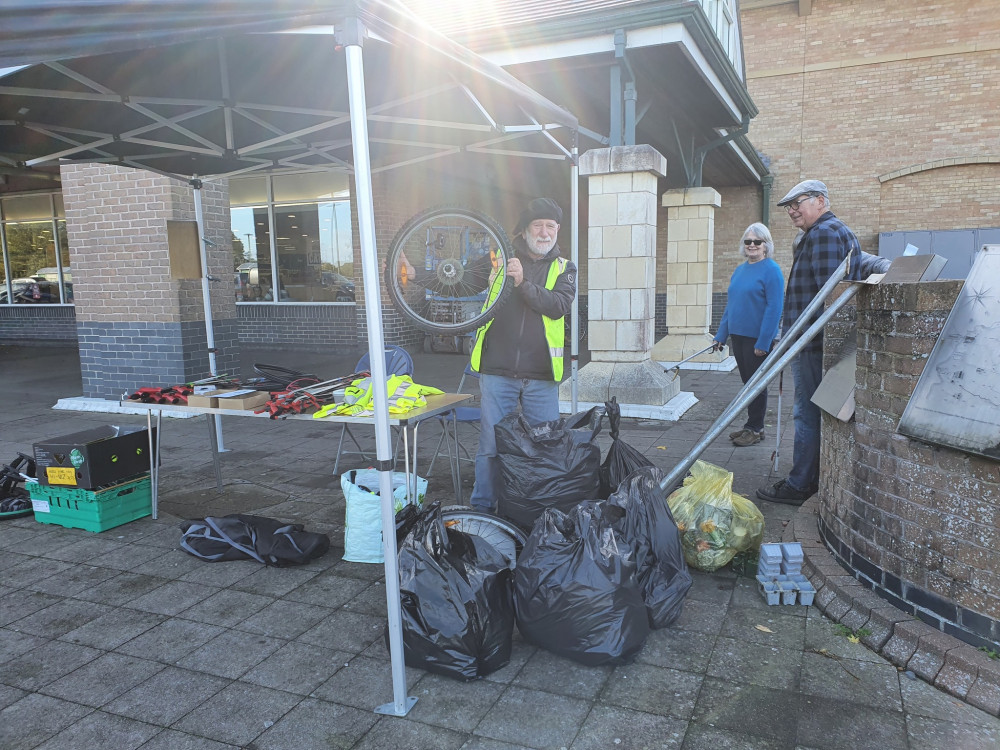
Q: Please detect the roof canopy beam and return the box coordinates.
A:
[45,62,225,155]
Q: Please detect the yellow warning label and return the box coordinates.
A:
[46,467,77,486]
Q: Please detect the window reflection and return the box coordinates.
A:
[230,173,354,304]
[232,207,274,301]
[0,215,71,304]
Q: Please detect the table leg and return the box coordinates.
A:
[450,410,462,505]
[204,414,223,492]
[402,423,412,504]
[146,408,158,519]
[213,414,229,453]
[410,421,421,503]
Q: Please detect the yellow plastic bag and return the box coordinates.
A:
[666,460,764,572]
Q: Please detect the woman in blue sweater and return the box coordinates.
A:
[712,223,785,447]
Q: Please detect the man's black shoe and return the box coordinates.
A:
[756,479,813,506]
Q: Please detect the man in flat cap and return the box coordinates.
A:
[757,180,861,506]
[469,197,576,513]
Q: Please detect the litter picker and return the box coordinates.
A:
[664,344,717,381]
[771,369,784,472]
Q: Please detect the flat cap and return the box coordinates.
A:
[777,179,829,206]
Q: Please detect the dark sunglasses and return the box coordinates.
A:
[743,239,765,246]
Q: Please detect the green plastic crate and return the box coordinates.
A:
[29,475,151,532]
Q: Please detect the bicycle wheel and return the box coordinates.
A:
[385,207,513,335]
[440,506,528,568]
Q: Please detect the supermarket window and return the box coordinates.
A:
[230,172,354,304]
[1,193,71,305]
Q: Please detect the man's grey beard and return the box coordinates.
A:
[525,234,554,257]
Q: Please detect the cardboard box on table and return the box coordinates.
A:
[213,389,271,411]
[187,387,240,408]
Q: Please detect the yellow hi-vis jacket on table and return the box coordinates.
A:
[312,374,444,419]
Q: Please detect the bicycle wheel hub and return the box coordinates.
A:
[435,258,464,286]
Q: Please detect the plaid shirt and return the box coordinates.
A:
[782,211,861,352]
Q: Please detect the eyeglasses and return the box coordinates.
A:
[743,239,765,246]
[784,194,817,211]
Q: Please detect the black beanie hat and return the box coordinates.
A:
[514,197,563,235]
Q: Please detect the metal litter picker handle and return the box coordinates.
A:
[664,344,717,381]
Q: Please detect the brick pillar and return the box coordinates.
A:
[651,187,728,364]
[560,145,679,408]
[60,164,238,399]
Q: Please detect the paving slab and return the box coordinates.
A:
[38,651,164,707]
[102,666,230,726]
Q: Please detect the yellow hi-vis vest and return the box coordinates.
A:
[470,256,568,381]
[312,374,444,418]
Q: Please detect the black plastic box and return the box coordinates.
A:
[34,425,154,489]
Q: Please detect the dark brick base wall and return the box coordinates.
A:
[237,304,359,349]
[0,306,77,344]
[819,517,1000,650]
[235,302,465,352]
[78,319,239,399]
[2,302,434,355]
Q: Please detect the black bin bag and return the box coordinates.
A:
[393,502,514,681]
[599,397,654,498]
[608,466,692,628]
[495,406,605,530]
[514,502,650,666]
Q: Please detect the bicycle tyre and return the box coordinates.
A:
[440,506,527,568]
[385,206,513,335]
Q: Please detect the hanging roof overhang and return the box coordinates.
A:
[407,0,768,188]
[0,0,578,184]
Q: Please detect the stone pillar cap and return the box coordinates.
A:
[580,145,666,178]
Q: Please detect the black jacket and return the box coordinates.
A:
[479,238,577,381]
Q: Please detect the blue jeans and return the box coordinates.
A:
[788,348,824,493]
[470,374,560,511]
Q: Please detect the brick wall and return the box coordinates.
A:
[714,185,765,290]
[0,305,76,344]
[819,279,1000,648]
[75,319,239,400]
[364,172,425,349]
[60,164,239,396]
[739,0,1000,264]
[238,304,358,350]
[880,162,1000,231]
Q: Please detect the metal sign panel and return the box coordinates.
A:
[897,245,1000,460]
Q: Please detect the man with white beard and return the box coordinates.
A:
[468,198,577,513]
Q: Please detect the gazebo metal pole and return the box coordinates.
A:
[658,280,861,494]
[344,32,416,718]
[192,182,226,455]
[570,135,580,412]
